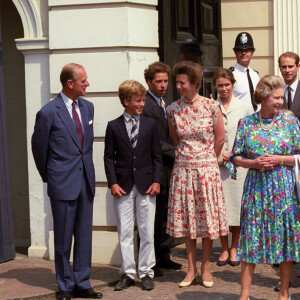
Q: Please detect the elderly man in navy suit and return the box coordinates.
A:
[104,80,162,291]
[32,63,102,300]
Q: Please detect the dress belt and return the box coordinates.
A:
[174,158,216,168]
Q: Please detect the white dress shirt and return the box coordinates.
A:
[231,63,260,108]
[61,92,84,133]
[285,80,298,104]
[123,111,140,139]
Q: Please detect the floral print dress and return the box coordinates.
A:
[228,111,300,263]
[166,98,229,239]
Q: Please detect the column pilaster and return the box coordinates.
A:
[274,0,300,74]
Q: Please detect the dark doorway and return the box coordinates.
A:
[158,0,222,102]
[0,1,15,263]
[0,0,29,254]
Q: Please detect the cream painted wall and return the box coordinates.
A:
[10,0,160,264]
[12,0,299,265]
[221,0,274,76]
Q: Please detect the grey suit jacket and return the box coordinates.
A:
[282,80,300,120]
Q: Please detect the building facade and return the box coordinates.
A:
[0,0,299,264]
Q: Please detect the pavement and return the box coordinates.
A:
[0,241,300,300]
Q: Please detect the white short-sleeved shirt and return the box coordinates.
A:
[231,63,260,109]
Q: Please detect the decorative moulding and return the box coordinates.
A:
[15,38,49,53]
[12,0,44,38]
[48,0,157,7]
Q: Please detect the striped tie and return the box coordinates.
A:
[130,116,138,149]
[72,101,83,148]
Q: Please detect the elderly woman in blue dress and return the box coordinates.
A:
[228,75,300,300]
[212,68,253,267]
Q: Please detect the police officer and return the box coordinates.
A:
[230,31,260,111]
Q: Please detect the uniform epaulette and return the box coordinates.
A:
[254,69,259,74]
[229,67,234,72]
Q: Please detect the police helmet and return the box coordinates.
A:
[233,31,255,51]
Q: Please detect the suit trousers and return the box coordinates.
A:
[50,173,94,292]
[154,182,173,262]
[113,185,156,279]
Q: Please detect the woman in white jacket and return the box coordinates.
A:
[213,68,254,266]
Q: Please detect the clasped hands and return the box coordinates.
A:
[221,151,231,163]
[111,183,160,198]
[253,154,282,170]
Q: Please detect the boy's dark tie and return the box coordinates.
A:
[72,101,83,148]
[130,116,138,149]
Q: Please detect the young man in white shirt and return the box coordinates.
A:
[279,52,300,120]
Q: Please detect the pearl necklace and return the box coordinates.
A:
[259,112,276,131]
[184,94,198,104]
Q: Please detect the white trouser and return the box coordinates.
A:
[113,185,156,279]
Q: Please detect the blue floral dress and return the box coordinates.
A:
[228,111,300,264]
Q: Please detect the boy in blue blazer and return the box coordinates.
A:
[104,80,163,291]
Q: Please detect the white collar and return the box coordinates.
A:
[123,111,140,122]
[217,95,237,114]
[61,91,78,108]
[148,90,163,105]
[235,63,249,73]
[285,80,298,91]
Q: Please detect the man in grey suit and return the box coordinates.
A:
[142,62,182,277]
[279,52,300,119]
[32,63,102,300]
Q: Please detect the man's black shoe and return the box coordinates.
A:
[158,259,182,270]
[56,291,72,300]
[114,274,135,291]
[73,288,102,298]
[141,275,154,290]
[152,265,163,277]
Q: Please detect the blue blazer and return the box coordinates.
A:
[32,94,95,200]
[104,114,163,194]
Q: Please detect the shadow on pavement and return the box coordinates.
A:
[89,264,119,283]
[176,291,269,300]
[176,291,239,300]
[213,270,278,288]
[0,267,56,290]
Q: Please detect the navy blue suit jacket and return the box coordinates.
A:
[32,94,95,200]
[142,91,175,187]
[104,114,163,195]
[143,91,175,160]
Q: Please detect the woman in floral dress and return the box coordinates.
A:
[228,75,300,300]
[166,61,229,288]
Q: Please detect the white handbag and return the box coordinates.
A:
[294,155,300,200]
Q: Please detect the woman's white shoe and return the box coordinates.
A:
[179,272,199,287]
[202,279,214,288]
